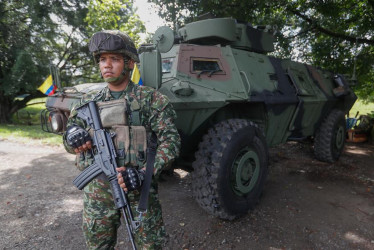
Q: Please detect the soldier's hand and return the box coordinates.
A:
[66,125,92,153]
[117,167,128,192]
[117,167,145,192]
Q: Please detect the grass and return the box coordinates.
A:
[0,124,62,146]
[12,98,47,125]
[0,98,62,146]
[349,99,374,118]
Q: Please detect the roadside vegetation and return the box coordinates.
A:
[0,98,373,147]
[0,98,61,146]
[350,100,374,118]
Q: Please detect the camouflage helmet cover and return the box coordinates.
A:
[89,30,140,63]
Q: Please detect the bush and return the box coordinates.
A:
[12,98,46,125]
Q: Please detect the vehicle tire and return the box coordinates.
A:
[314,109,346,163]
[191,119,269,220]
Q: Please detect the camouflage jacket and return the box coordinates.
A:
[63,81,181,177]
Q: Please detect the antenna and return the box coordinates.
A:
[49,64,62,90]
[351,37,358,82]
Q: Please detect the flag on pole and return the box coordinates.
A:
[38,75,56,96]
[131,64,143,85]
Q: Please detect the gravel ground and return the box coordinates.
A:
[0,139,373,249]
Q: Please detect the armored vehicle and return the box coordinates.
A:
[41,18,357,220]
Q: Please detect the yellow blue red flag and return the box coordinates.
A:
[131,64,143,85]
[38,75,56,96]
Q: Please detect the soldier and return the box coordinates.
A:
[63,30,181,249]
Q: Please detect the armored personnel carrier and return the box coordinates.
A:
[41,18,357,220]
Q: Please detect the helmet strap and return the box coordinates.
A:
[101,55,131,83]
[104,74,125,83]
[123,56,130,71]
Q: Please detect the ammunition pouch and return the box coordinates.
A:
[113,125,147,168]
[97,99,128,128]
[75,98,147,170]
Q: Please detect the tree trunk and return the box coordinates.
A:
[0,97,13,124]
[0,93,43,124]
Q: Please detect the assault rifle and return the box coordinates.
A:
[72,101,139,250]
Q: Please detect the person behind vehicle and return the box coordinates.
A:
[63,30,181,249]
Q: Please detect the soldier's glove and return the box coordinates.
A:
[121,168,146,191]
[66,125,91,149]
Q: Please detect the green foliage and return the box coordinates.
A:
[84,0,145,46]
[12,101,46,125]
[150,0,374,102]
[349,100,374,117]
[0,0,145,123]
[2,98,60,145]
[0,0,89,122]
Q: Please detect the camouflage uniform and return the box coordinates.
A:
[63,81,181,249]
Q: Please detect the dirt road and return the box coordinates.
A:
[0,139,373,249]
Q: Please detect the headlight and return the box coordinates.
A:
[50,113,63,133]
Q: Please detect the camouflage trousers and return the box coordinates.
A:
[82,176,166,249]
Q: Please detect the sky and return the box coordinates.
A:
[133,0,167,37]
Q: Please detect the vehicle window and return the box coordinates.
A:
[191,58,225,74]
[162,58,174,73]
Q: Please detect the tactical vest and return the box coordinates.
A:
[76,96,148,171]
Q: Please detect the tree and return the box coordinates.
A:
[0,0,145,123]
[0,0,89,123]
[150,0,374,101]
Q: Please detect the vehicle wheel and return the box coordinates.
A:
[314,109,346,163]
[191,119,269,220]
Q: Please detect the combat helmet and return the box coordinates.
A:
[89,30,140,63]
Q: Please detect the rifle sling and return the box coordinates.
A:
[138,132,157,213]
